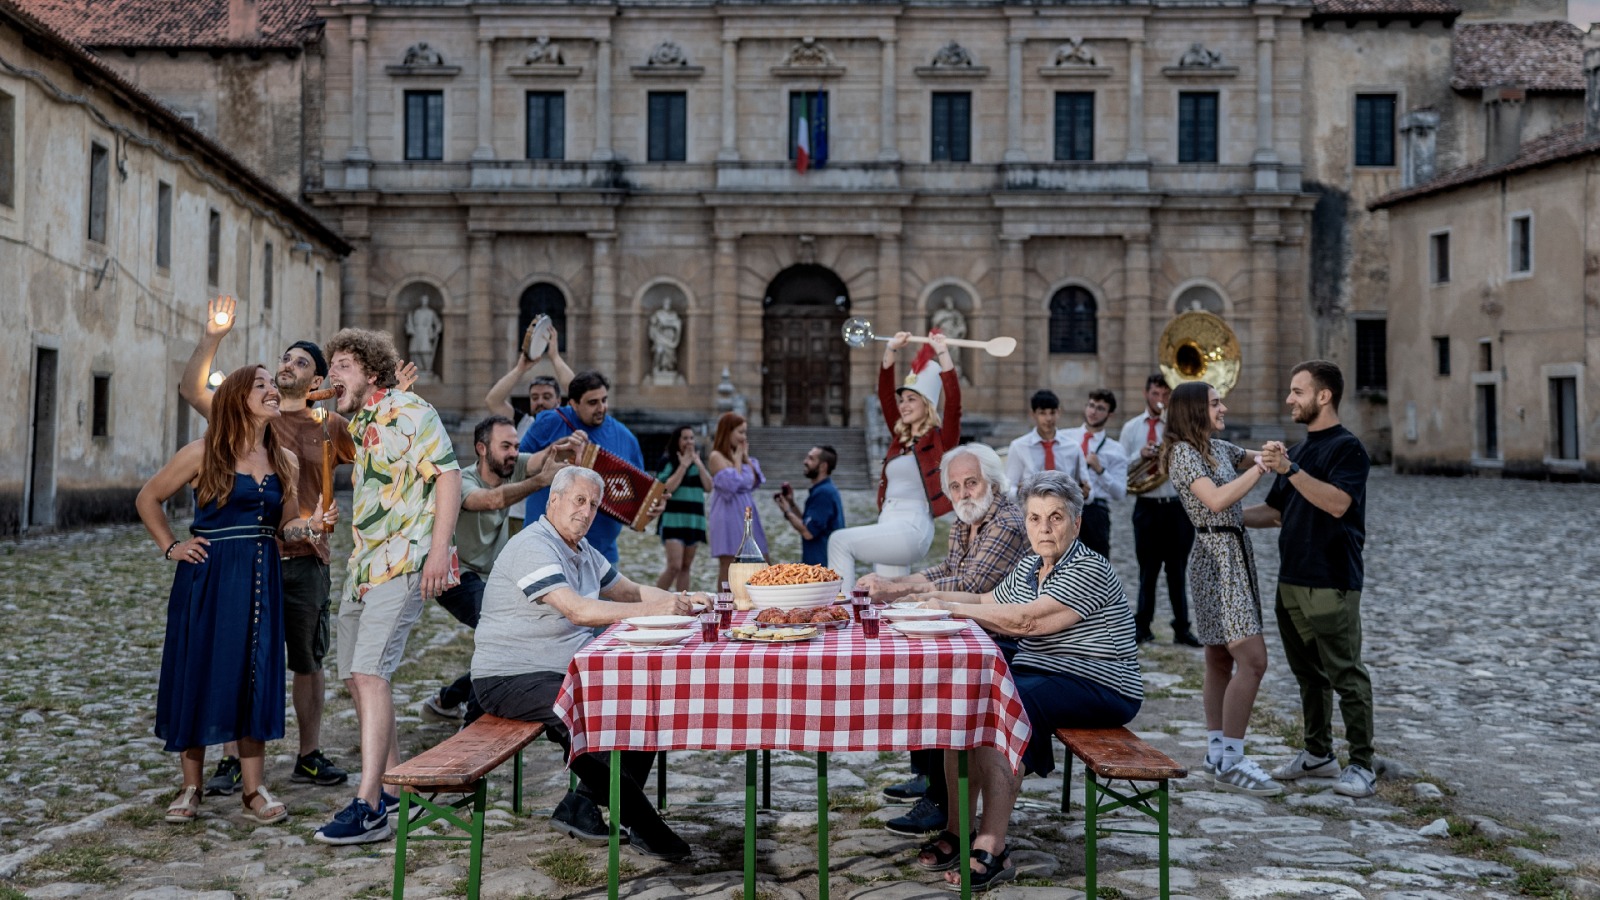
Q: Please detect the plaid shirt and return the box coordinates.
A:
[920,495,1030,594]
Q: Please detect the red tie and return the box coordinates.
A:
[1081,432,1092,455]
[1042,440,1056,471]
[1147,417,1159,444]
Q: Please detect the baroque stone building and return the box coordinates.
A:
[0,0,348,535]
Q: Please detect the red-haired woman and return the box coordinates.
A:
[136,365,329,826]
[829,331,958,592]
[706,412,767,588]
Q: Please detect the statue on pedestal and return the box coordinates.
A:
[405,295,443,381]
[930,295,969,341]
[647,298,684,384]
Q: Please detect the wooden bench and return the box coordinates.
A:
[1056,727,1188,900]
[384,715,547,900]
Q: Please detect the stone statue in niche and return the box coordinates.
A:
[1053,37,1097,67]
[1179,42,1223,68]
[784,37,838,69]
[524,35,564,65]
[402,42,444,67]
[929,295,969,342]
[405,294,444,380]
[647,297,684,384]
[932,41,975,68]
[648,41,689,67]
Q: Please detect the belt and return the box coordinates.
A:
[191,525,278,542]
[1193,524,1260,604]
[1136,496,1181,504]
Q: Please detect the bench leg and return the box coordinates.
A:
[745,750,758,900]
[1060,751,1073,814]
[1158,778,1171,900]
[1084,771,1099,900]
[958,749,971,900]
[608,749,621,900]
[762,748,772,810]
[657,750,668,812]
[817,752,830,900]
[392,789,411,900]
[467,780,487,900]
[513,749,523,816]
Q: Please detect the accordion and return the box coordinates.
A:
[576,443,668,532]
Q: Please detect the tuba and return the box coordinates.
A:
[1126,311,1243,495]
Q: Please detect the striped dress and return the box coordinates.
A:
[992,541,1143,702]
[656,460,708,546]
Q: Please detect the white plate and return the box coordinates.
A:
[890,620,968,638]
[622,615,697,629]
[880,607,952,622]
[745,580,844,610]
[614,628,696,647]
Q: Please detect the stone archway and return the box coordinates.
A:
[761,264,850,427]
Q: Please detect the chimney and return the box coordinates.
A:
[227,0,260,43]
[1400,108,1440,188]
[1483,86,1526,168]
[1586,24,1600,139]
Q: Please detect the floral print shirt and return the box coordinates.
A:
[344,388,459,602]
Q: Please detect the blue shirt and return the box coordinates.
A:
[800,477,846,566]
[517,407,644,564]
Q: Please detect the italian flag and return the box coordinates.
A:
[795,94,811,174]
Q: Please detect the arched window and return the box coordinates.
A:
[519,283,567,352]
[1048,286,1097,354]
[1175,284,1225,315]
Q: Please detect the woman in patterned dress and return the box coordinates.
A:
[1161,381,1282,796]
[655,424,711,590]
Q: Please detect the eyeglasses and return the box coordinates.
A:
[280,353,312,370]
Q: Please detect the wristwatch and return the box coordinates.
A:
[1285,461,1300,477]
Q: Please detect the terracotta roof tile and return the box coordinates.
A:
[1312,0,1460,18]
[1371,123,1600,209]
[14,0,319,49]
[1452,22,1583,92]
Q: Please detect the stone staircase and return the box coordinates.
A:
[745,426,872,491]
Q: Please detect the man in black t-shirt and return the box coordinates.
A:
[1244,360,1376,799]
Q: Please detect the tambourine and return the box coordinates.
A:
[522,315,555,362]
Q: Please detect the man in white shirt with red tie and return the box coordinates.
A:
[1061,388,1127,560]
[1005,390,1089,504]
[1118,374,1201,647]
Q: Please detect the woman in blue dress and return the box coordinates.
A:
[136,364,330,825]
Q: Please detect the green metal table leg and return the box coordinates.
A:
[745,750,757,900]
[657,750,668,811]
[513,749,524,816]
[762,748,772,810]
[392,788,411,900]
[1158,779,1171,900]
[608,750,621,900]
[958,749,971,900]
[1084,771,1099,899]
[467,780,487,900]
[817,752,829,900]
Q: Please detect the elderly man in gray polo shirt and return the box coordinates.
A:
[472,466,703,862]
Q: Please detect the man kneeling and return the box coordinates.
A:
[471,466,702,861]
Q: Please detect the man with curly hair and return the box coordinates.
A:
[315,327,462,845]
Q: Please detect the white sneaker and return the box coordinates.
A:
[1272,750,1341,781]
[1199,758,1218,785]
[420,695,463,723]
[1333,764,1377,798]
[1213,757,1285,797]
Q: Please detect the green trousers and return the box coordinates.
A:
[1274,584,1375,770]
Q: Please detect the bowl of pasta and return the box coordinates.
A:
[743,563,844,609]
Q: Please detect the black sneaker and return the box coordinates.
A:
[204,756,242,796]
[1135,631,1156,645]
[291,749,350,786]
[885,796,947,836]
[627,821,691,862]
[1173,631,1203,648]
[882,773,929,802]
[550,791,615,844]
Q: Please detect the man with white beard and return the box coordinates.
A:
[855,443,1030,834]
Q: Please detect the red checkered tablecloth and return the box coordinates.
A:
[553,615,1033,772]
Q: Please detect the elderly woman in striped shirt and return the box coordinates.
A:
[914,469,1143,892]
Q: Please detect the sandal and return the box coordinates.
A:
[943,846,1015,893]
[165,785,201,824]
[916,830,972,873]
[241,786,289,825]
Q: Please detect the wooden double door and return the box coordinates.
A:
[762,306,849,427]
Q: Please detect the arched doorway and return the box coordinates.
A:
[762,264,850,427]
[518,282,568,353]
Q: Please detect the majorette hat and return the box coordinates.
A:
[895,337,943,409]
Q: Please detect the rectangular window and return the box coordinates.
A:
[1178,92,1219,164]
[315,271,324,326]
[788,91,829,162]
[1479,339,1493,372]
[1054,92,1094,161]
[88,142,109,243]
[1433,336,1450,376]
[0,89,14,208]
[1550,376,1579,460]
[1354,93,1396,167]
[1476,384,1499,459]
[262,242,274,310]
[1429,231,1450,284]
[91,374,110,437]
[525,91,565,160]
[1354,319,1387,390]
[156,181,172,269]
[207,209,221,286]
[404,90,445,160]
[930,92,972,163]
[1510,214,1532,274]
[647,91,687,162]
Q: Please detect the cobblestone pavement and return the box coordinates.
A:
[1,471,1597,899]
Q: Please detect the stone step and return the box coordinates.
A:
[746,426,873,490]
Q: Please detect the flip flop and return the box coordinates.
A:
[165,785,201,824]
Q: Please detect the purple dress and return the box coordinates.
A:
[708,459,768,557]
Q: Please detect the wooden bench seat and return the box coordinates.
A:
[1056,726,1187,900]
[384,715,547,900]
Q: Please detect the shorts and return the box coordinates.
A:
[336,573,424,681]
[281,556,332,675]
[660,527,706,547]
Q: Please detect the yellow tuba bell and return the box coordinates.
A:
[1127,311,1243,495]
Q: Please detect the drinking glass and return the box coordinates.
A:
[700,611,720,643]
[860,606,881,639]
[850,590,870,623]
[715,595,735,629]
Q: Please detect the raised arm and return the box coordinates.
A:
[178,296,237,421]
[484,355,535,420]
[546,328,575,396]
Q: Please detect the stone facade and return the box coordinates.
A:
[310,0,1318,439]
[0,1,347,535]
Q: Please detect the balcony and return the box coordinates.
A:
[1002,162,1151,192]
